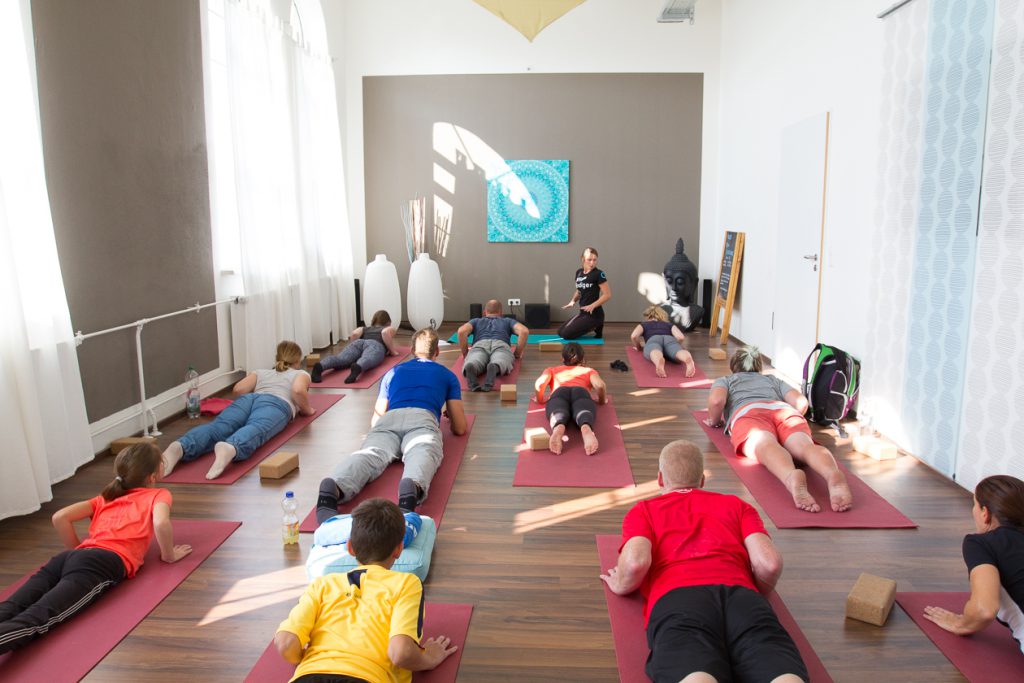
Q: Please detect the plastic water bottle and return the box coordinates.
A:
[282,491,299,545]
[185,366,201,419]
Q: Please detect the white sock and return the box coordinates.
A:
[163,441,184,477]
[206,442,237,480]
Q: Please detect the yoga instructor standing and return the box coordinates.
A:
[559,247,611,339]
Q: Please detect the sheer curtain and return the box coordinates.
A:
[214,0,355,370]
[0,0,93,520]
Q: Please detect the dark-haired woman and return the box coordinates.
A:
[312,309,399,384]
[558,247,611,340]
[0,443,191,653]
[535,342,608,455]
[706,345,852,513]
[924,475,1024,652]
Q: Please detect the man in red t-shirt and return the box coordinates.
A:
[601,440,807,683]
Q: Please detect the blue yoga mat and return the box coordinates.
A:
[447,333,604,345]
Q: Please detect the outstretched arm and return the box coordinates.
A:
[152,501,192,563]
[705,386,728,427]
[924,564,1001,635]
[52,500,94,549]
[512,322,530,359]
[445,399,468,435]
[599,536,652,595]
[456,322,473,357]
[629,325,645,351]
[744,532,782,594]
[562,290,580,310]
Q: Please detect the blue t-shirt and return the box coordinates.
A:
[471,316,516,344]
[379,358,461,421]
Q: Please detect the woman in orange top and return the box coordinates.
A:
[0,443,191,653]
[535,342,608,455]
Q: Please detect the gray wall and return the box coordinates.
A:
[32,0,218,422]
[363,73,703,324]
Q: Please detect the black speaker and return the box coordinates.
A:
[525,303,550,328]
[354,278,363,327]
[700,279,712,328]
[469,303,482,319]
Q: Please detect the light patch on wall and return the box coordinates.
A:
[433,195,452,258]
[433,162,455,195]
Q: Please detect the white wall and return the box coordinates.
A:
[325,0,723,283]
[717,1,887,363]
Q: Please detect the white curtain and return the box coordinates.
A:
[218,0,355,370]
[0,0,93,520]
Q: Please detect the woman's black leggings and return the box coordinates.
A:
[557,308,604,339]
[546,386,597,430]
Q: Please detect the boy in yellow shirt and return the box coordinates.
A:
[274,498,457,683]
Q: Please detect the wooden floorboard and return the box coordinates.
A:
[0,323,972,682]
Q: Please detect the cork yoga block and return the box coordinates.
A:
[539,342,562,352]
[259,451,299,479]
[525,427,550,451]
[852,435,899,461]
[109,436,157,457]
[846,572,897,626]
[708,347,727,360]
[306,354,321,368]
[500,384,517,402]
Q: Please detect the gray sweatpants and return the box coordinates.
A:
[329,408,443,502]
[322,339,387,373]
[464,339,515,377]
[643,335,683,362]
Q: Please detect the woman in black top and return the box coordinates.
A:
[558,247,612,340]
[924,475,1024,652]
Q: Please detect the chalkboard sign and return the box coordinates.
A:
[710,231,745,345]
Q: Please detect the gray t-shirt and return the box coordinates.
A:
[711,372,795,426]
[253,367,305,417]
[471,316,516,344]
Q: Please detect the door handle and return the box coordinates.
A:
[802,254,818,261]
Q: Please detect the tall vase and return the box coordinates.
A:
[363,254,402,330]
[407,254,444,331]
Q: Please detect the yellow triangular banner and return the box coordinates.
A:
[473,0,587,42]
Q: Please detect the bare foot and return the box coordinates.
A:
[581,425,599,455]
[655,360,668,378]
[162,441,184,477]
[548,425,566,454]
[206,442,237,479]
[785,470,820,512]
[827,470,853,512]
[684,361,696,378]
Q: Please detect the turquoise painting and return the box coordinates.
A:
[487,159,569,242]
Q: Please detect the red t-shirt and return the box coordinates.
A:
[544,365,596,391]
[621,488,767,623]
[78,488,172,577]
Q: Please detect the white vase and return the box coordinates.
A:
[407,254,444,331]
[363,254,402,329]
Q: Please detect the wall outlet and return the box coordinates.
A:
[508,298,521,307]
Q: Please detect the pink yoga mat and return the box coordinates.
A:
[596,535,833,683]
[0,519,240,682]
[163,393,344,485]
[244,602,473,683]
[299,414,476,532]
[513,397,634,488]
[312,346,411,389]
[896,592,1024,681]
[693,410,916,529]
[451,355,522,391]
[625,345,712,389]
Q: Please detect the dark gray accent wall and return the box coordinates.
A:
[363,73,703,324]
[32,0,218,422]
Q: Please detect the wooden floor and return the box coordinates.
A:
[0,323,975,682]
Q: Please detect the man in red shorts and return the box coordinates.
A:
[601,440,808,683]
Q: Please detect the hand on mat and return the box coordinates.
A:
[422,635,458,667]
[162,544,193,563]
[703,417,723,428]
[599,566,630,595]
[923,605,968,634]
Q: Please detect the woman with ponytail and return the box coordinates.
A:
[924,475,1024,651]
[705,346,853,513]
[0,443,190,654]
[163,340,315,480]
[534,342,608,455]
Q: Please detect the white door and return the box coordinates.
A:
[772,112,829,383]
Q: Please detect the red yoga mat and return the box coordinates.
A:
[243,602,473,683]
[896,592,1024,681]
[0,519,240,682]
[625,345,712,389]
[693,410,916,529]
[451,355,522,391]
[596,534,833,683]
[299,414,476,533]
[163,393,344,485]
[312,346,412,389]
[513,397,634,488]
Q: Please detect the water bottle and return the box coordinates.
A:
[282,491,299,545]
[185,366,200,419]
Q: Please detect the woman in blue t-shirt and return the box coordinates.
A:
[924,475,1024,652]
